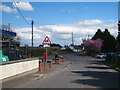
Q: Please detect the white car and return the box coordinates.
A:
[96,53,106,59]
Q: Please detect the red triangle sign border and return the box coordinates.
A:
[42,36,52,45]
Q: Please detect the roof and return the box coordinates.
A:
[0,29,16,36]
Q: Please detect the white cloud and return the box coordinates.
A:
[13,2,34,11]
[14,19,118,46]
[77,19,104,25]
[16,16,20,19]
[61,8,75,13]
[25,17,32,21]
[0,4,17,13]
[37,20,108,37]
[15,27,51,46]
[61,34,71,39]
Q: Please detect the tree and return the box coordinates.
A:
[92,29,103,40]
[116,32,120,51]
[117,32,120,43]
[83,39,103,55]
[92,29,117,53]
[50,43,62,48]
[102,29,117,52]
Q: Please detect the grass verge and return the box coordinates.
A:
[104,61,120,71]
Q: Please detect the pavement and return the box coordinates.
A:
[2,53,120,88]
[2,56,71,88]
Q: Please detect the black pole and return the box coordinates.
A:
[31,20,34,47]
[88,35,90,40]
[117,21,120,51]
[118,21,120,32]
[72,32,74,46]
[8,22,11,30]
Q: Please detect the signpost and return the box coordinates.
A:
[42,36,52,62]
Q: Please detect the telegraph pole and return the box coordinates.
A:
[8,22,11,30]
[88,35,90,40]
[71,32,74,46]
[31,20,34,47]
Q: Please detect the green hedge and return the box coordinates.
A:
[106,53,120,66]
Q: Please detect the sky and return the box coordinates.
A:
[1,2,119,46]
[1,0,120,2]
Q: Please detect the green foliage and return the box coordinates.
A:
[20,47,45,57]
[116,32,120,51]
[59,49,74,54]
[92,29,103,40]
[50,43,62,48]
[31,48,45,57]
[102,29,117,52]
[92,29,117,53]
[117,32,120,43]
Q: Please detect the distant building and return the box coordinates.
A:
[61,46,66,50]
[74,45,84,51]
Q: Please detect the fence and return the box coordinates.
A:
[105,52,120,66]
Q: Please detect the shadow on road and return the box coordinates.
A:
[89,61,105,65]
[76,53,87,56]
[71,71,120,88]
[85,66,113,69]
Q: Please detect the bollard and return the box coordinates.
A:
[55,58,61,64]
[44,62,47,70]
[39,61,46,72]
[47,61,52,68]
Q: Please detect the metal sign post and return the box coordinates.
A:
[42,36,51,63]
[45,47,47,62]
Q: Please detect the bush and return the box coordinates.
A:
[106,52,120,66]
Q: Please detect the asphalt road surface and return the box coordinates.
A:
[3,53,120,88]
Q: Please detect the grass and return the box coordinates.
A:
[104,61,120,71]
[59,49,74,55]
[20,47,75,58]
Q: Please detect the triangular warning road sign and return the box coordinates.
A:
[42,36,52,45]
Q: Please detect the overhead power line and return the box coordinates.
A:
[13,2,30,25]
[13,2,41,30]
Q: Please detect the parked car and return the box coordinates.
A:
[96,53,106,59]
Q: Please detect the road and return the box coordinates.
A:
[3,53,120,88]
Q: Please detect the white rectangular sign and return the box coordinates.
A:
[43,44,50,48]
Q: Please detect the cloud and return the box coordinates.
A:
[16,16,20,19]
[14,19,118,46]
[61,8,75,13]
[0,4,17,13]
[25,17,32,21]
[37,19,108,35]
[76,19,104,25]
[13,2,34,11]
[14,27,51,46]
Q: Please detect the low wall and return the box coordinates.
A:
[0,58,39,80]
